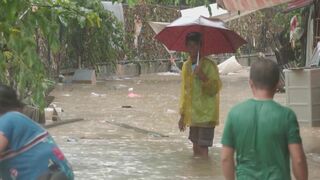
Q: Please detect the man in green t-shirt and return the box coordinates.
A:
[221,58,308,180]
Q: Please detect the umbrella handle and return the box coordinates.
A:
[196,50,200,66]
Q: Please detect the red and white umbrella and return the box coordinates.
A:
[155,16,247,64]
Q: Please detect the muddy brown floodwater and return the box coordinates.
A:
[48,69,320,179]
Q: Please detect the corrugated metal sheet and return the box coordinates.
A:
[286,0,313,12]
[217,0,292,12]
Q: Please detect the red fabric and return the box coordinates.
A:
[257,0,266,7]
[53,147,65,160]
[290,16,298,32]
[241,0,250,9]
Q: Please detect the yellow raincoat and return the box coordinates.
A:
[179,57,222,127]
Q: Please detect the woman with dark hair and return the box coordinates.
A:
[0,85,73,180]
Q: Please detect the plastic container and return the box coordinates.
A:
[284,68,320,127]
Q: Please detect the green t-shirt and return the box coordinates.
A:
[221,99,302,180]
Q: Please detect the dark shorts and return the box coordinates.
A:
[189,126,215,147]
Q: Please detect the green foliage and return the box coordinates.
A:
[0,0,218,110]
[267,7,306,65]
[228,6,306,66]
[64,0,125,69]
[0,0,102,110]
[112,0,212,13]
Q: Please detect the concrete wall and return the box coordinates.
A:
[96,54,277,79]
[96,61,170,79]
[139,62,170,74]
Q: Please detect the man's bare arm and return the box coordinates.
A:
[221,145,235,180]
[289,143,308,180]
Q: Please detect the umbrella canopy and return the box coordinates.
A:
[148,21,175,54]
[148,21,170,34]
[155,16,247,56]
[217,0,292,12]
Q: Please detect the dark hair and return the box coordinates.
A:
[185,32,202,45]
[0,84,23,114]
[250,58,280,90]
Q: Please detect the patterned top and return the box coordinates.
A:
[0,112,73,180]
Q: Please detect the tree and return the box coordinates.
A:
[0,0,101,109]
[227,6,306,66]
[63,0,125,70]
[114,0,215,14]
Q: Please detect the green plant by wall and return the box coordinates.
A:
[0,0,101,110]
[63,0,126,70]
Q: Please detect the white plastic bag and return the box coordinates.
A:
[218,56,242,75]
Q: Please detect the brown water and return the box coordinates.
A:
[48,70,320,179]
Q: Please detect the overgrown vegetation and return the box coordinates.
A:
[0,0,308,111]
[0,0,117,109]
[228,6,307,66]
[63,0,126,70]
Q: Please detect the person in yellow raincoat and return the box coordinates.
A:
[178,32,222,157]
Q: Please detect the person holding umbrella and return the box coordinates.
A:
[178,32,222,157]
[155,16,246,157]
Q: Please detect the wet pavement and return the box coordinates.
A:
[48,69,320,179]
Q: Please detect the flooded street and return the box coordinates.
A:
[48,69,320,179]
